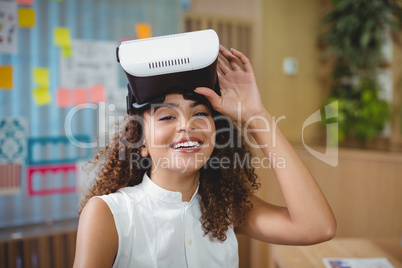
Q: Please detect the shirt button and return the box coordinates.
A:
[188,239,192,245]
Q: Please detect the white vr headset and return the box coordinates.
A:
[116,29,221,113]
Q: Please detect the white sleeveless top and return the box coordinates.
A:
[96,173,239,268]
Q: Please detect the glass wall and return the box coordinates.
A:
[0,0,182,228]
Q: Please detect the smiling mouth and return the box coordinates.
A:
[170,141,202,149]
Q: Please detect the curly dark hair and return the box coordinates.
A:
[79,104,260,242]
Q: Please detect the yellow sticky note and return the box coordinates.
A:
[0,66,13,89]
[18,8,35,28]
[135,23,152,39]
[62,46,72,58]
[33,87,52,106]
[33,68,49,87]
[54,27,71,47]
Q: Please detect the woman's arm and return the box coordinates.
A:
[236,110,336,245]
[73,198,118,267]
[195,45,336,245]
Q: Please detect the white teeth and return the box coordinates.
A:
[173,141,200,149]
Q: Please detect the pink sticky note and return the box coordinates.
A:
[17,0,34,5]
[90,85,106,103]
[74,88,88,104]
[57,88,72,107]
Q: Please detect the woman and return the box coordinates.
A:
[73,44,336,268]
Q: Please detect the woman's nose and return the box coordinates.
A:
[177,116,195,133]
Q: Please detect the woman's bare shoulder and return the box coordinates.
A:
[73,197,118,268]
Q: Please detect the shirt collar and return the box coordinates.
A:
[141,173,199,204]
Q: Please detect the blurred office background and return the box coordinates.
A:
[0,0,401,267]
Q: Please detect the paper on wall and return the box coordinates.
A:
[17,0,34,5]
[323,258,394,268]
[18,7,35,28]
[54,27,71,47]
[33,67,49,87]
[0,164,21,195]
[74,88,88,104]
[107,86,128,115]
[56,88,72,107]
[0,1,18,54]
[0,65,13,89]
[59,39,118,97]
[135,23,152,39]
[0,117,27,164]
[33,87,52,105]
[90,85,106,103]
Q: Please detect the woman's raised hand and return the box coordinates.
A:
[195,45,266,124]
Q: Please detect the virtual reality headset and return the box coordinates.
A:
[116,29,221,114]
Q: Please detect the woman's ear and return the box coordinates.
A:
[140,145,149,157]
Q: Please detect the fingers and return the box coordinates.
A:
[218,45,254,74]
[230,47,254,73]
[219,45,242,72]
[194,87,222,112]
[217,57,231,75]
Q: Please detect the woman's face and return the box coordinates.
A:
[141,93,216,175]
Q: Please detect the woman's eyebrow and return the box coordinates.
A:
[152,100,204,113]
[152,103,179,113]
[190,101,203,108]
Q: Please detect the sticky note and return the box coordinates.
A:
[33,87,51,106]
[18,8,35,28]
[33,68,49,87]
[57,88,72,107]
[17,0,34,5]
[54,27,71,47]
[135,23,152,39]
[74,88,87,104]
[90,85,106,103]
[62,46,72,58]
[0,66,13,89]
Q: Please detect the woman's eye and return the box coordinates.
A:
[159,115,174,121]
[194,112,209,117]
